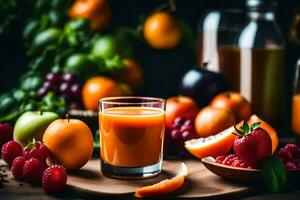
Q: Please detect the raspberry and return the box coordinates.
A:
[1,141,23,165]
[42,165,67,193]
[222,154,238,166]
[232,160,243,167]
[285,161,297,169]
[239,162,249,168]
[23,158,45,182]
[275,148,293,163]
[215,156,225,164]
[11,156,26,180]
[226,154,237,159]
[0,123,13,148]
[284,144,300,159]
[25,141,49,163]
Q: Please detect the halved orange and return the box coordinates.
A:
[135,163,188,198]
[247,115,278,153]
[184,124,241,159]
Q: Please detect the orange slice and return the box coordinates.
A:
[184,124,241,159]
[135,163,188,198]
[247,115,278,153]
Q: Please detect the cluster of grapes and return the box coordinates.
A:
[164,117,197,157]
[37,72,82,109]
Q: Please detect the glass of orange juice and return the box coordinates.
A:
[292,60,300,144]
[99,97,165,179]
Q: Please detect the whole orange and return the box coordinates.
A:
[113,59,144,91]
[43,118,94,170]
[195,106,236,138]
[210,91,252,122]
[82,76,123,111]
[68,0,111,31]
[143,12,181,50]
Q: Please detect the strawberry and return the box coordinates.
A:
[23,158,45,182]
[42,165,67,193]
[0,123,13,148]
[1,141,23,165]
[233,122,272,167]
[23,140,49,163]
[11,156,26,180]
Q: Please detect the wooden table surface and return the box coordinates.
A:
[1,159,300,200]
[1,138,299,199]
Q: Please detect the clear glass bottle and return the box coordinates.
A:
[218,0,285,129]
[197,9,245,70]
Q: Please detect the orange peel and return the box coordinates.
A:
[135,163,188,197]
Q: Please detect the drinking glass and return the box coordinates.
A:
[99,97,165,179]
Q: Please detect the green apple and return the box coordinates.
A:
[13,111,59,146]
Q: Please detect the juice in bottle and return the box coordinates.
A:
[218,46,284,128]
[99,107,165,167]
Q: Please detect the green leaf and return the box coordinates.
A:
[242,121,250,134]
[261,157,287,193]
[250,122,261,131]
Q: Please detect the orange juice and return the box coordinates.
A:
[292,94,300,142]
[99,107,165,167]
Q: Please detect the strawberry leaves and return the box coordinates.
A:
[261,157,287,192]
[233,121,261,137]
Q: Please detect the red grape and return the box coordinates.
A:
[181,131,196,141]
[70,83,81,96]
[173,117,185,129]
[170,129,181,141]
[62,73,77,84]
[46,73,62,84]
[180,125,194,132]
[59,83,72,96]
[37,87,49,98]
[183,119,193,127]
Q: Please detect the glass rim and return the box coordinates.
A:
[99,96,165,105]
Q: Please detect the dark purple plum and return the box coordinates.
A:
[178,66,228,107]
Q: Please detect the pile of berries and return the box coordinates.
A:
[215,122,272,169]
[216,154,255,169]
[164,117,197,157]
[1,140,67,193]
[37,72,82,110]
[274,143,300,169]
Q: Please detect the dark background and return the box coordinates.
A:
[0,0,299,108]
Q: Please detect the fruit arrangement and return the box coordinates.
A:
[0,0,196,125]
[164,92,255,157]
[1,140,67,192]
[0,113,93,193]
[215,122,272,169]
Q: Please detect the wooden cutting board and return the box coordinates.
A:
[68,159,258,198]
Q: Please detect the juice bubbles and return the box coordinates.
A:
[99,107,165,167]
